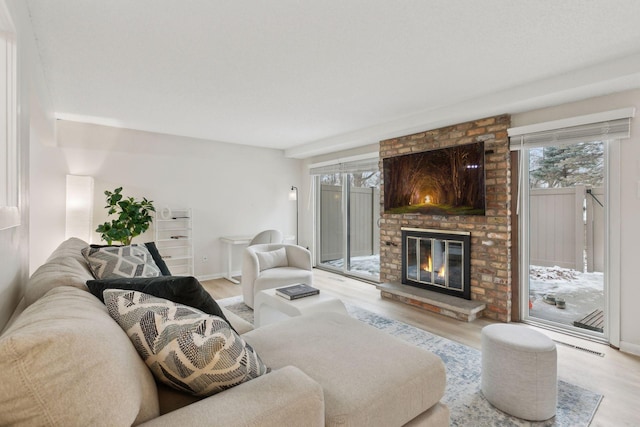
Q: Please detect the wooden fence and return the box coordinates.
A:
[529,186,604,272]
[320,184,380,263]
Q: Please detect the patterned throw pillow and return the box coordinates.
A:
[104,290,270,397]
[82,245,161,279]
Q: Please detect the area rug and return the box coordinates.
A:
[219,296,603,427]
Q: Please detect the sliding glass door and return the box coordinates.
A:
[521,140,608,338]
[347,171,381,277]
[315,161,380,281]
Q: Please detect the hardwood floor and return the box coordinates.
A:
[202,268,640,426]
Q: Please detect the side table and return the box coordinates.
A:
[219,235,252,284]
[254,288,348,327]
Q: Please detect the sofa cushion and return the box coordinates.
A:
[254,267,314,293]
[82,244,161,279]
[221,307,254,335]
[86,275,237,333]
[24,237,94,307]
[88,242,172,276]
[256,247,288,271]
[0,286,159,426]
[105,290,270,397]
[244,311,447,427]
[144,241,172,275]
[154,366,325,425]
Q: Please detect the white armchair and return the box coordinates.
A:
[241,243,313,308]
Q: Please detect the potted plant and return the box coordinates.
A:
[96,187,155,245]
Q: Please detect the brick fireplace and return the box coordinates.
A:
[378,114,512,322]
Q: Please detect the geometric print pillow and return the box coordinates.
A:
[104,289,270,397]
[81,245,161,280]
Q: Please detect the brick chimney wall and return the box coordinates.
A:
[379,114,512,321]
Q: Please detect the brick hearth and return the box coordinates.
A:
[377,282,486,322]
[379,114,512,322]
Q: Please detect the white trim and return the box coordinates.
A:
[619,341,640,356]
[607,141,621,347]
[307,151,378,170]
[519,149,531,321]
[313,175,321,267]
[0,4,19,230]
[0,206,19,230]
[196,273,227,282]
[508,107,635,137]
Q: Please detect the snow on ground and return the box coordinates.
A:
[323,255,380,277]
[529,265,604,327]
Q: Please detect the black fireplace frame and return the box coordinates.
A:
[401,227,471,300]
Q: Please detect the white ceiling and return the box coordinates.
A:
[26,0,640,158]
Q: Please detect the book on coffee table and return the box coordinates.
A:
[275,283,320,300]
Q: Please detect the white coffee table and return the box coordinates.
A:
[254,288,348,327]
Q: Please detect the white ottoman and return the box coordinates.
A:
[254,288,348,327]
[481,324,557,421]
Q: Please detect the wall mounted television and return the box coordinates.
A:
[383,142,485,216]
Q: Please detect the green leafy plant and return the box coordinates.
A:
[96,187,155,245]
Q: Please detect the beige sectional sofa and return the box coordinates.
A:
[0,238,449,426]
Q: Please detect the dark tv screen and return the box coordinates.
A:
[383,142,485,215]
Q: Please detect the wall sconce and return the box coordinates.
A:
[288,187,298,201]
[290,185,298,245]
[65,175,94,242]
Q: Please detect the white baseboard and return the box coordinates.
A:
[619,341,640,356]
[196,272,242,283]
[196,273,224,282]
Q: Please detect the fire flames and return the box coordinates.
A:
[422,255,433,272]
[422,255,446,278]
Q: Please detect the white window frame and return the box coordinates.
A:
[0,1,19,230]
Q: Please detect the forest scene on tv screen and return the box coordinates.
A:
[384,142,485,215]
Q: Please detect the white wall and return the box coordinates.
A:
[0,0,56,330]
[511,89,640,355]
[28,140,66,273]
[38,120,304,279]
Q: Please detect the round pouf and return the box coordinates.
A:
[481,324,557,421]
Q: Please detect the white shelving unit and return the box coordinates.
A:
[154,207,194,276]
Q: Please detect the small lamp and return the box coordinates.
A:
[65,175,94,242]
[289,186,298,245]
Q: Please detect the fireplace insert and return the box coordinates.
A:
[401,227,471,300]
